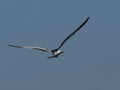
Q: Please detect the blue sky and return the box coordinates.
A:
[0,0,120,90]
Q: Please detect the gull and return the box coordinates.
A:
[8,17,90,58]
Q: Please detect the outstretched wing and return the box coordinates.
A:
[8,44,51,52]
[57,17,90,50]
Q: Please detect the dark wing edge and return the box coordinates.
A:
[8,44,23,48]
[57,17,90,50]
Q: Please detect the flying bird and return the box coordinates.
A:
[8,17,90,58]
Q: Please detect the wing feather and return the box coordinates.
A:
[57,17,90,50]
[8,44,51,52]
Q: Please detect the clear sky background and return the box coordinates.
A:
[0,0,120,90]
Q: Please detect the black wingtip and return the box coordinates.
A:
[86,17,90,21]
[87,17,90,19]
[8,44,13,47]
[85,17,90,22]
[8,44,22,48]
